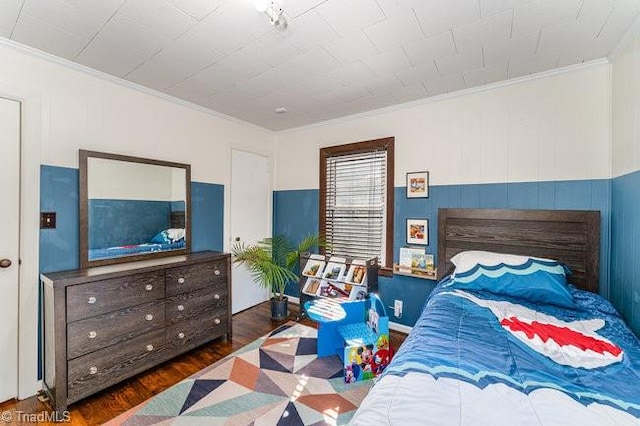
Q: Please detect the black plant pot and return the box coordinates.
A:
[270,296,289,320]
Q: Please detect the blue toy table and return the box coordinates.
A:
[304,298,366,357]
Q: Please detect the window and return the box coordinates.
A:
[320,137,394,271]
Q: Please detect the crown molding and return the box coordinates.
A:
[278,58,610,135]
[0,37,273,134]
[609,13,640,61]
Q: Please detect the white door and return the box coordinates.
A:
[0,97,20,402]
[230,149,271,314]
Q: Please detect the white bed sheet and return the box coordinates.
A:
[350,372,639,426]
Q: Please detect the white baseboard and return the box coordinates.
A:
[288,296,300,305]
[389,321,413,334]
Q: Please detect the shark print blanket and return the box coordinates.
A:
[351,262,640,426]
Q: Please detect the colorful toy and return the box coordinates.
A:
[338,294,393,383]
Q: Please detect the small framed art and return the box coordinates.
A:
[406,171,429,198]
[406,218,428,245]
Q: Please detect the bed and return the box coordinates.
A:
[88,240,186,261]
[88,227,186,261]
[351,209,640,425]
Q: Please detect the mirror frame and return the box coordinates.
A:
[79,150,192,269]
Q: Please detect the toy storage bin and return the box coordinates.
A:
[338,294,393,383]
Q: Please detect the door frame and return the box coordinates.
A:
[0,84,43,399]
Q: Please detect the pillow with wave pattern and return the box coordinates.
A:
[448,252,575,308]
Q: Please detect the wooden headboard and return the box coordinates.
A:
[437,209,600,293]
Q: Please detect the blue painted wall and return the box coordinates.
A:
[39,165,225,272]
[274,179,611,327]
[273,189,319,296]
[610,170,640,336]
[40,166,80,273]
[191,182,225,252]
[88,199,171,248]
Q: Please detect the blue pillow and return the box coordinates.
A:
[448,258,575,308]
[151,228,186,244]
[150,230,172,244]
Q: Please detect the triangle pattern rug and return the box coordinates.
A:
[105,322,374,425]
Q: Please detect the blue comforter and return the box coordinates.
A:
[88,241,185,261]
[383,278,640,418]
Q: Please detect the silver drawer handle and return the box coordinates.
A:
[145,284,153,291]
[88,331,97,339]
[145,314,154,321]
[89,366,97,375]
[214,318,221,325]
[177,277,185,284]
[146,344,154,352]
[87,296,97,304]
[177,305,185,312]
[214,270,220,276]
[214,294,220,300]
[178,332,185,339]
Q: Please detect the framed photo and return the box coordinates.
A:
[406,171,429,198]
[406,218,428,245]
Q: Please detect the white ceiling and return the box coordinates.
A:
[1,0,638,130]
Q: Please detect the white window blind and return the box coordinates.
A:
[324,150,387,264]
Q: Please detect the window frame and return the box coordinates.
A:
[319,137,394,275]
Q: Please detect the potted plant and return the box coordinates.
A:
[232,234,324,320]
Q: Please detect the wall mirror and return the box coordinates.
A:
[79,150,191,268]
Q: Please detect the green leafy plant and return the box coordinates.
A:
[232,234,324,301]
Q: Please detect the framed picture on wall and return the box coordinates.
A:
[406,171,429,198]
[406,218,428,245]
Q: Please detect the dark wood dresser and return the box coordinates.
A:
[40,251,231,415]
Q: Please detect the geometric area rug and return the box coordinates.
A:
[104,322,374,425]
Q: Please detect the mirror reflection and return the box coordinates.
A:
[84,154,189,264]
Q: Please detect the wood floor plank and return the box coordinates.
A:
[0,301,407,425]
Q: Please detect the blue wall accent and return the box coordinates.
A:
[273,189,319,296]
[39,166,225,272]
[40,165,80,273]
[191,182,225,252]
[274,179,611,327]
[171,200,186,211]
[88,199,171,248]
[611,170,640,337]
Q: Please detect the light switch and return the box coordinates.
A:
[40,212,56,229]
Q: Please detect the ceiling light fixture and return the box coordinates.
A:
[255,0,288,31]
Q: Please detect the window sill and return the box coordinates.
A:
[379,266,393,277]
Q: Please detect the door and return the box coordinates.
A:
[0,97,20,402]
[230,149,271,313]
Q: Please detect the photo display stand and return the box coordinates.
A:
[297,253,378,321]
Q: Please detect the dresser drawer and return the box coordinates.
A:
[166,261,227,296]
[67,300,165,360]
[67,328,165,403]
[166,285,228,324]
[166,308,228,349]
[67,271,165,322]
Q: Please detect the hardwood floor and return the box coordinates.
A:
[0,302,407,425]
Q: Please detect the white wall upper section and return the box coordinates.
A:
[611,20,640,177]
[87,157,186,201]
[0,42,275,184]
[275,63,612,190]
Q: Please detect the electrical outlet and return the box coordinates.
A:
[394,300,403,318]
